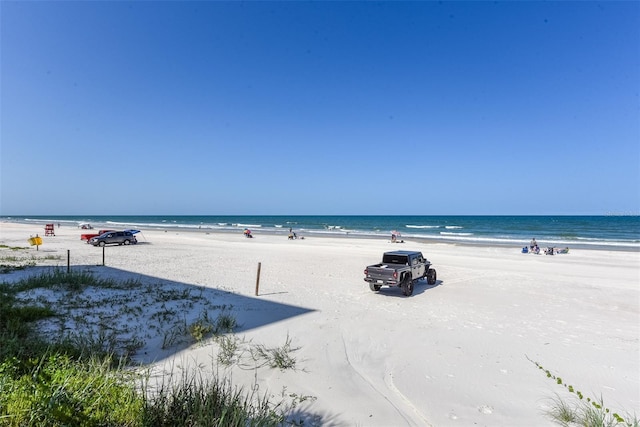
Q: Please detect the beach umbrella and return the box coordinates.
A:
[125,229,140,234]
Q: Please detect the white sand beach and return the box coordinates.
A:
[1,221,638,426]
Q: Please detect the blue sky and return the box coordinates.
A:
[1,1,638,215]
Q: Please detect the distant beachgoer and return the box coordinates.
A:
[391,233,397,243]
[288,228,297,239]
[530,238,537,251]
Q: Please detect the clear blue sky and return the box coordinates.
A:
[1,1,638,215]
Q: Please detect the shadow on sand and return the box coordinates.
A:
[4,264,315,363]
[374,278,443,298]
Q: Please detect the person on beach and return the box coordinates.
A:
[530,238,537,251]
[288,227,297,239]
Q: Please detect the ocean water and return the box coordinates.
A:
[3,215,639,250]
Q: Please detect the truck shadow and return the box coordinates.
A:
[375,279,442,297]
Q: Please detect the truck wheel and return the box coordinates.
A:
[369,283,381,292]
[401,275,414,296]
[427,269,437,285]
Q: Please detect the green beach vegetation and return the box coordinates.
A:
[0,244,61,273]
[528,357,638,427]
[0,267,312,426]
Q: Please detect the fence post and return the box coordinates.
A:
[67,250,70,273]
[255,262,261,296]
[102,246,105,266]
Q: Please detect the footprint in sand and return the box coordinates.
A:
[478,405,493,414]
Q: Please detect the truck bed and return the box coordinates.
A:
[364,263,407,283]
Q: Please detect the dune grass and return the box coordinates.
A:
[0,245,61,273]
[528,357,639,427]
[0,269,310,426]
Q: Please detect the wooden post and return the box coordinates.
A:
[255,262,262,296]
[102,246,105,266]
[67,250,70,273]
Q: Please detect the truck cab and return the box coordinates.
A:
[382,250,428,280]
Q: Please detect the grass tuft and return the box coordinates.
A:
[529,356,638,427]
[252,334,301,371]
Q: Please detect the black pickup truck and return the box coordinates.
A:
[364,250,436,296]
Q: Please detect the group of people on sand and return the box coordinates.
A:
[288,228,304,239]
[391,232,405,244]
[288,228,298,240]
[243,227,305,240]
[523,238,569,255]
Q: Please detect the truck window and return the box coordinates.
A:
[382,254,409,264]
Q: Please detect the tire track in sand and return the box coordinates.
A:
[383,371,433,426]
[340,334,433,426]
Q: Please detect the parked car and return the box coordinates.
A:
[81,229,115,242]
[89,231,137,247]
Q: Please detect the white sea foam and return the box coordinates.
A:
[105,221,206,229]
[406,224,440,229]
[23,218,79,226]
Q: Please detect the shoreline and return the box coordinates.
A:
[162,227,640,252]
[3,218,638,253]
